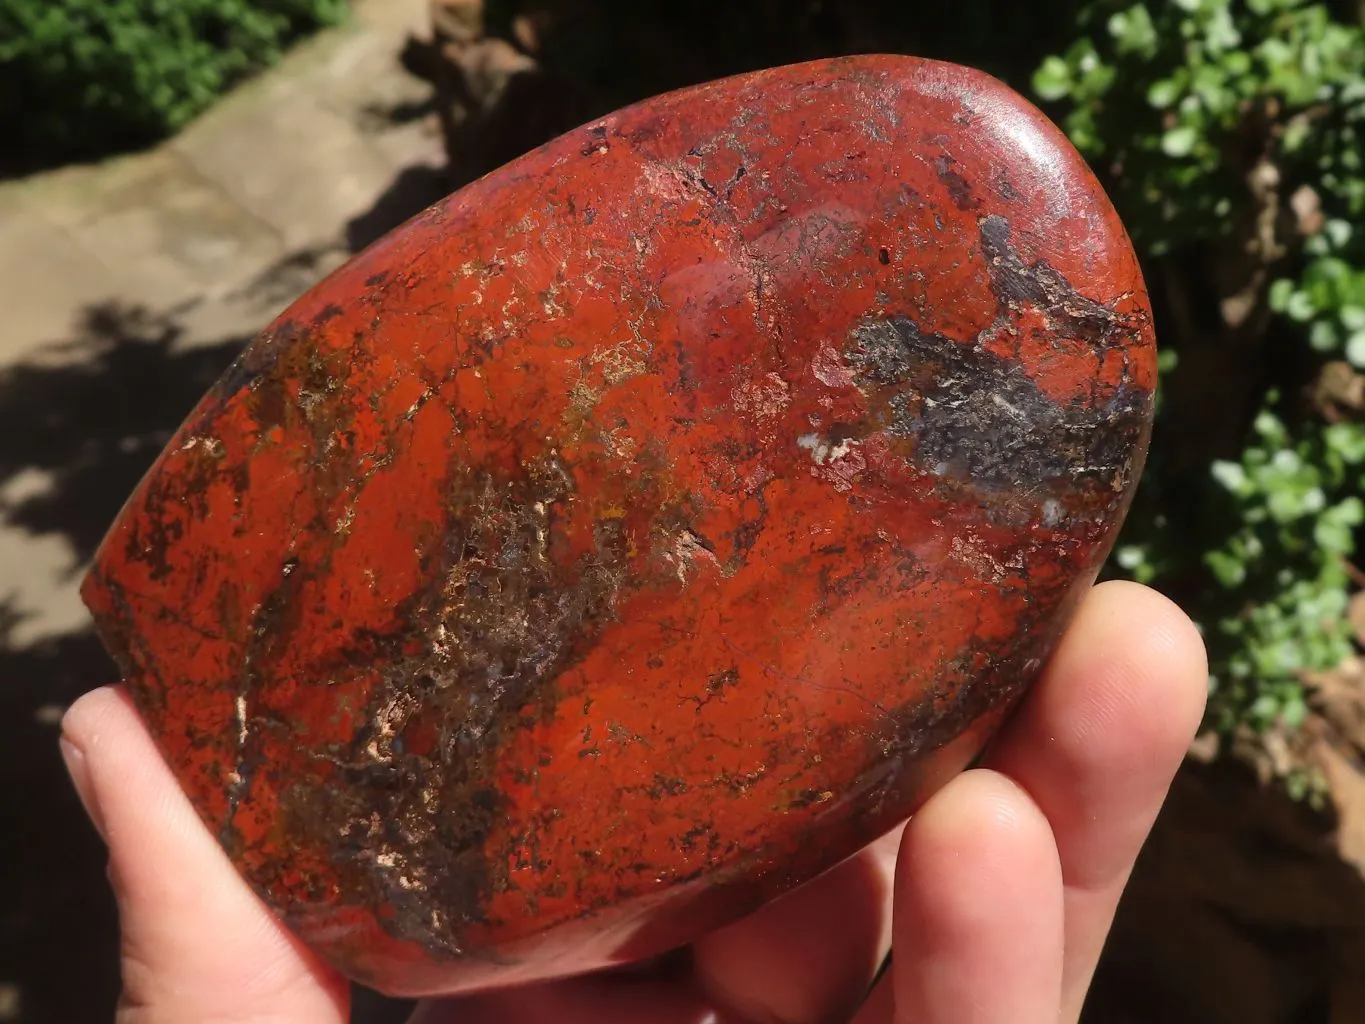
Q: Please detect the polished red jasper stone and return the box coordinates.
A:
[83,55,1156,996]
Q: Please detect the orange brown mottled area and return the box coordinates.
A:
[82,55,1156,996]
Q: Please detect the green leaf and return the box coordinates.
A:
[1207,550,1248,587]
[1148,78,1182,109]
[1325,219,1354,248]
[1250,693,1282,723]
[1204,4,1242,50]
[1108,9,1131,41]
[1161,125,1199,157]
[1336,496,1365,524]
[1310,319,1339,351]
[1341,305,1365,330]
[1347,330,1365,368]
[1314,518,1351,553]
[1115,544,1148,570]
[1282,118,1312,152]
[1326,424,1365,463]
[1286,290,1318,321]
[1034,56,1073,101]
[1109,4,1158,55]
[1280,692,1308,729]
[1211,459,1249,493]
[1268,278,1296,311]
[1254,410,1288,445]
[1267,486,1307,521]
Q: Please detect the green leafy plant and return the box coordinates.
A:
[0,0,348,172]
[1032,0,1365,751]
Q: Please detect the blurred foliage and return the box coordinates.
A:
[1033,0,1365,741]
[0,0,348,172]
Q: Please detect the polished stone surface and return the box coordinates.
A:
[83,55,1157,996]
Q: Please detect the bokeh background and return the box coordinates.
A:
[2,0,1364,1021]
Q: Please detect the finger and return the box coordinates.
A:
[849,970,895,1024]
[690,824,902,1024]
[891,769,1064,1024]
[985,579,1207,1021]
[61,685,349,1024]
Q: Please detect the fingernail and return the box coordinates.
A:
[59,736,107,841]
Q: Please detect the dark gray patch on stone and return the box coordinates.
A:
[267,450,630,960]
[978,214,1131,348]
[210,319,300,403]
[935,154,978,211]
[993,175,1025,203]
[844,315,1147,494]
[840,215,1151,501]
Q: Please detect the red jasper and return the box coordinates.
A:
[83,55,1156,996]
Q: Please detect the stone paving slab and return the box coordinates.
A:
[0,191,138,349]
[170,86,414,251]
[59,150,284,303]
[0,0,446,647]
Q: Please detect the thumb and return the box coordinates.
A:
[60,685,350,1024]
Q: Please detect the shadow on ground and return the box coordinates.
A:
[0,607,121,1023]
[0,300,249,1022]
[346,164,453,254]
[0,22,452,1019]
[0,158,444,1024]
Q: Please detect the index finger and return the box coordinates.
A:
[983,579,1207,1020]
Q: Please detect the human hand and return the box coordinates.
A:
[60,579,1206,1024]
